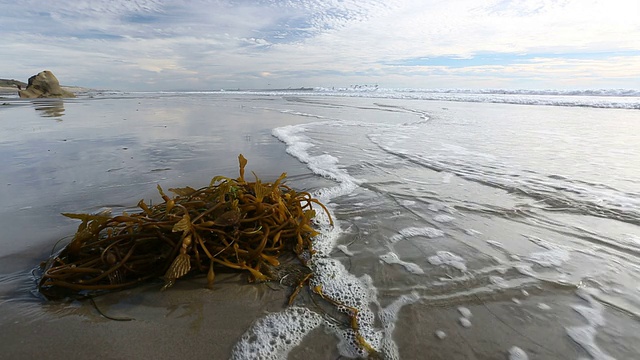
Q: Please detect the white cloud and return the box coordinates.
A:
[0,0,638,90]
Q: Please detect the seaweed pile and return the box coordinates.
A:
[36,155,382,358]
[37,154,331,300]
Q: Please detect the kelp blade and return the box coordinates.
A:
[37,154,332,299]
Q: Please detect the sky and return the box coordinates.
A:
[1,0,639,91]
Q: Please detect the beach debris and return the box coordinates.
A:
[508,346,529,360]
[458,317,472,328]
[36,154,383,357]
[37,154,331,299]
[457,306,472,318]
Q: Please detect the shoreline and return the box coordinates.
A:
[0,94,637,359]
[0,85,92,95]
[0,86,17,93]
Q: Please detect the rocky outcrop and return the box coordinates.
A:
[18,70,76,98]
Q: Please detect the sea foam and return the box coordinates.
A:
[227,87,640,109]
[231,307,323,360]
[390,226,445,243]
[565,288,616,360]
[508,346,529,360]
[380,252,425,275]
[428,251,467,272]
[232,122,421,359]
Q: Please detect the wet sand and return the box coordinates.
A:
[0,87,17,94]
[0,274,624,359]
[1,274,289,359]
[1,94,638,359]
[0,94,325,359]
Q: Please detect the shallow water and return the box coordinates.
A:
[1,93,639,359]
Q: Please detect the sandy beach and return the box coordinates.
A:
[0,86,90,98]
[1,92,639,359]
[0,87,18,96]
[2,0,640,358]
[0,93,341,359]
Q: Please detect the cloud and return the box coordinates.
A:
[0,0,638,90]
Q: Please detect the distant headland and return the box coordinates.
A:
[0,78,27,91]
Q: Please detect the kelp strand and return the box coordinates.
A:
[37,154,332,299]
[36,154,379,357]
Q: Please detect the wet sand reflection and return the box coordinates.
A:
[32,99,65,118]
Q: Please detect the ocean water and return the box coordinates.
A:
[0,89,639,359]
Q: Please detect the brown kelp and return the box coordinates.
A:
[37,154,332,299]
[36,154,379,357]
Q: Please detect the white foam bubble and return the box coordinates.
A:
[380,252,425,275]
[310,258,381,358]
[390,226,445,243]
[269,121,422,359]
[537,303,551,310]
[565,288,615,360]
[489,275,509,288]
[337,244,354,257]
[525,248,571,267]
[433,214,455,223]
[309,206,341,257]
[279,109,326,119]
[261,87,640,109]
[625,234,640,244]
[378,292,421,358]
[512,298,521,304]
[566,326,615,360]
[459,317,472,328]
[315,87,640,108]
[573,291,605,327]
[231,307,323,360]
[435,330,447,339]
[524,236,572,268]
[269,123,384,358]
[272,123,361,204]
[399,200,416,206]
[486,240,505,248]
[457,306,472,318]
[508,346,529,360]
[428,251,467,272]
[515,264,535,277]
[492,255,505,264]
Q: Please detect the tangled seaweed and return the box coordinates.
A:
[37,155,379,358]
[37,154,331,299]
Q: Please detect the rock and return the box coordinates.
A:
[18,70,76,98]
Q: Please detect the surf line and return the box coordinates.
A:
[232,122,420,359]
